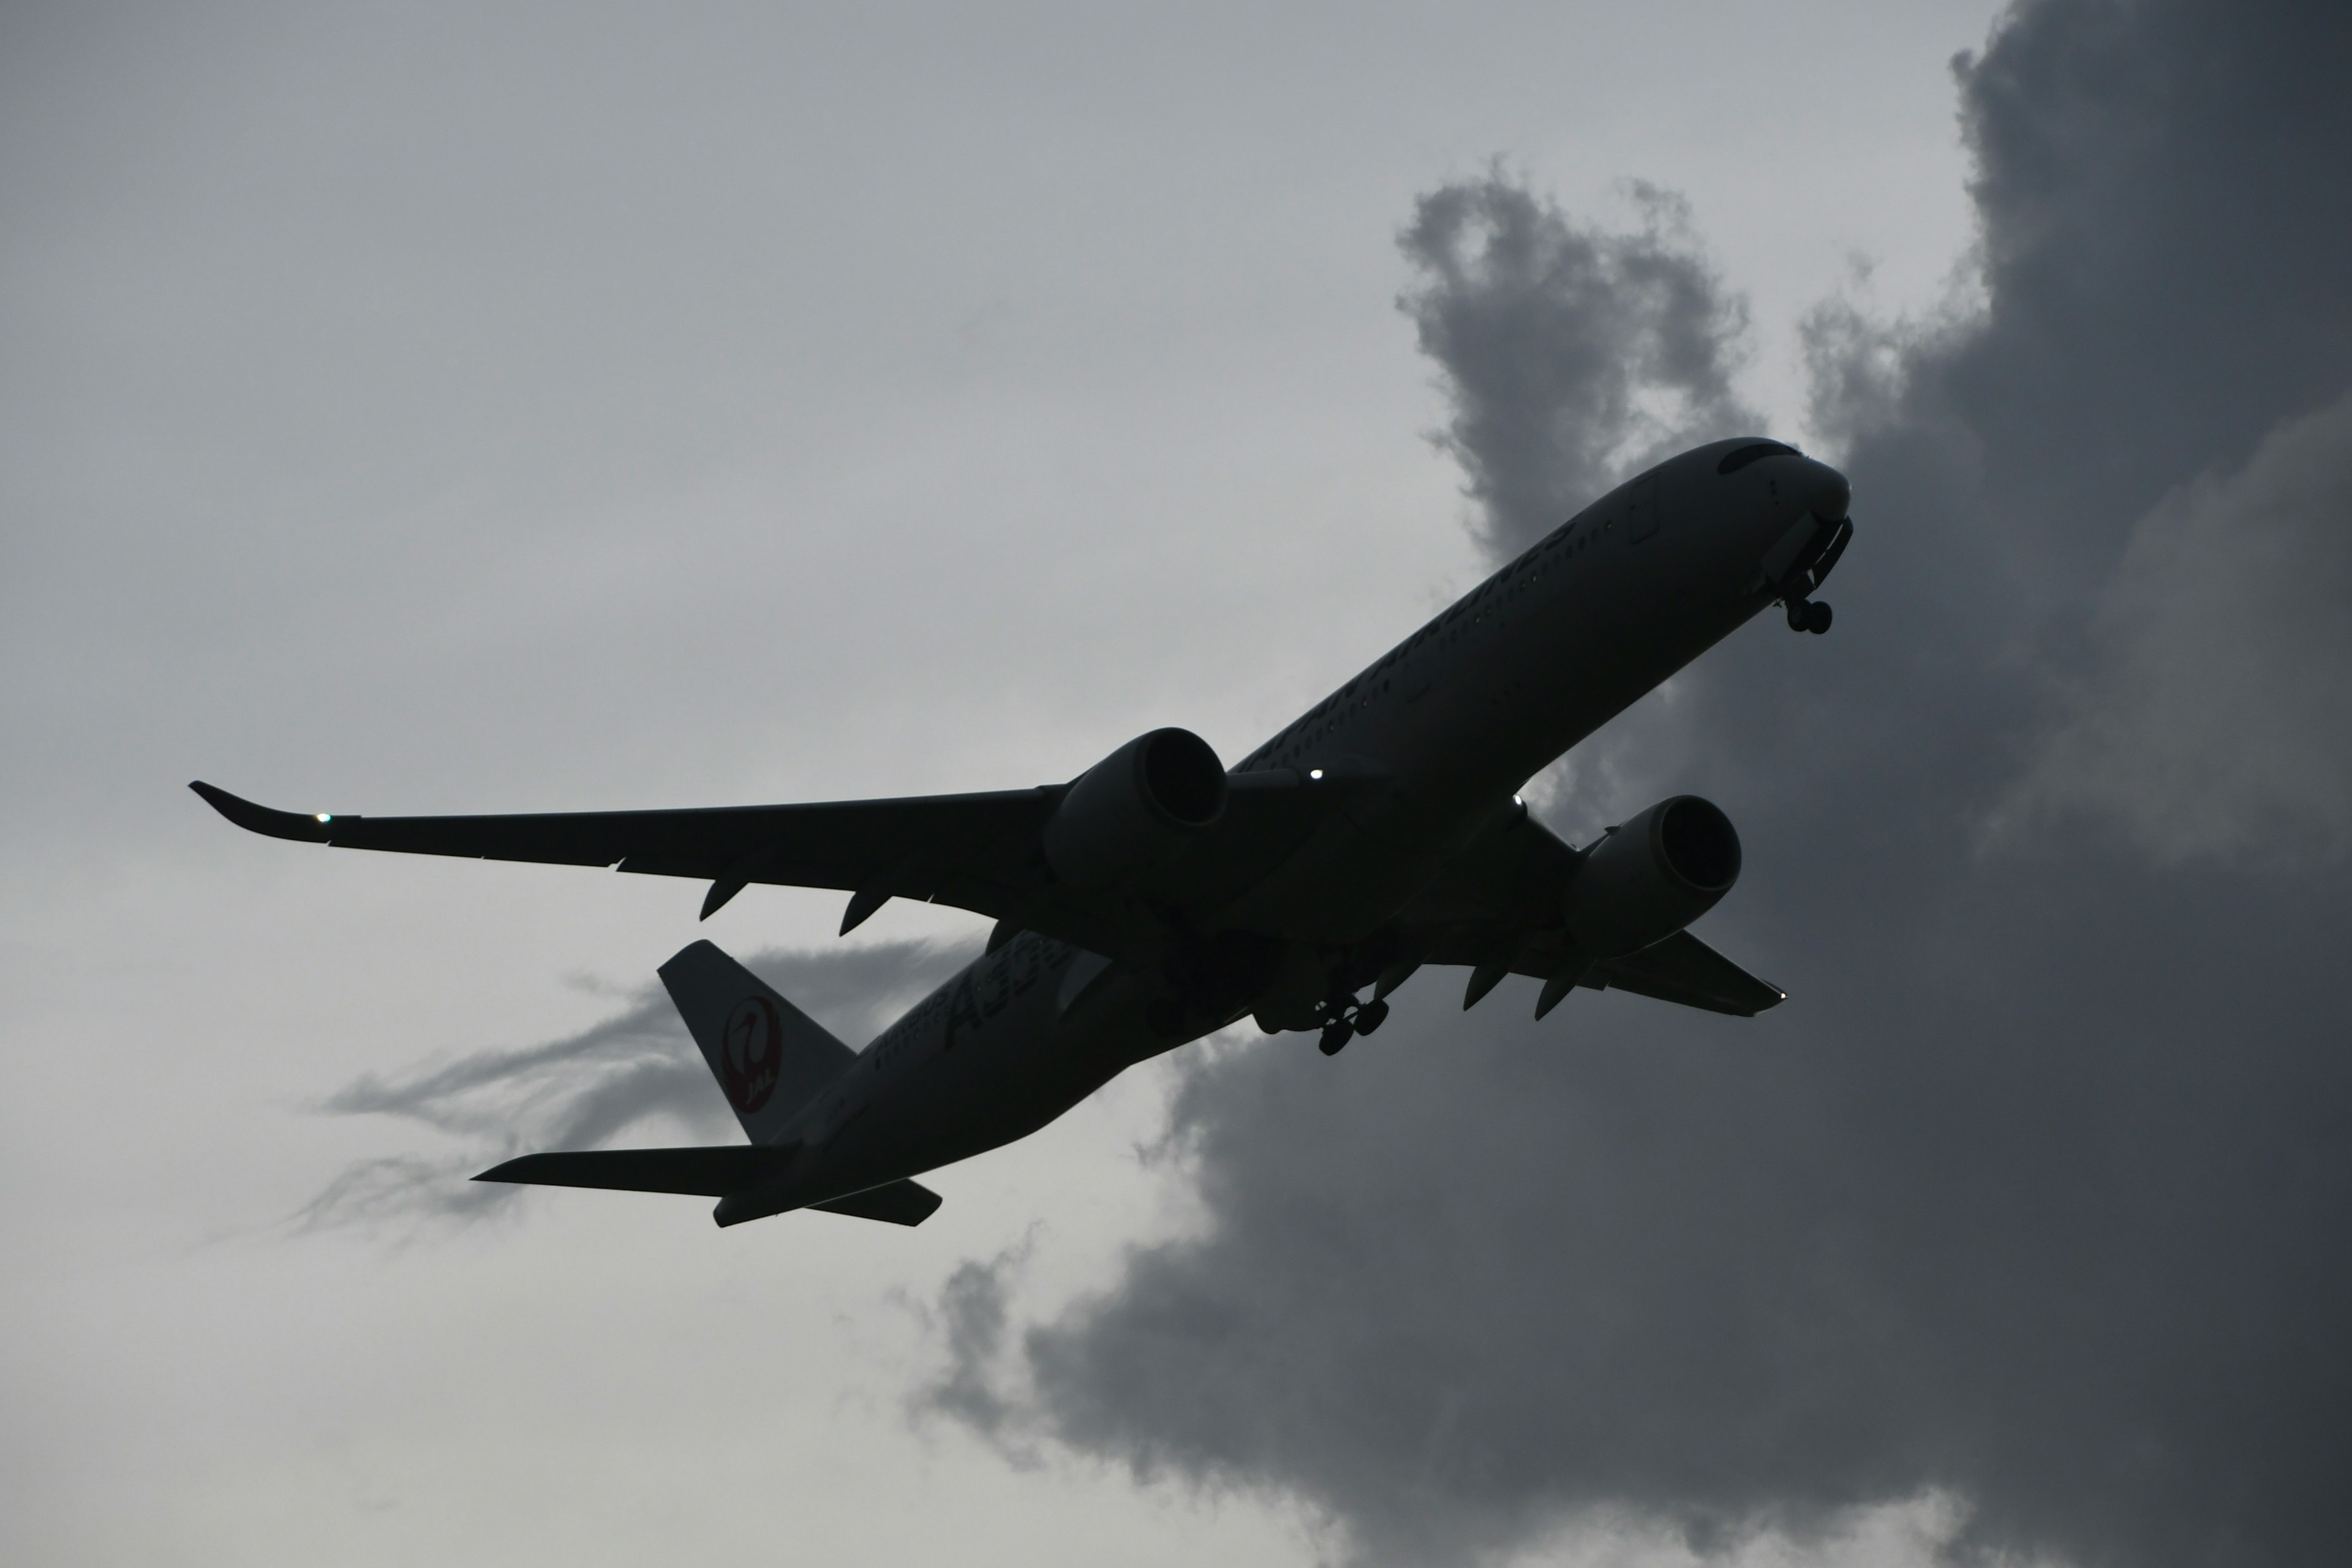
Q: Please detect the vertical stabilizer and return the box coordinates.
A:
[659,940,856,1145]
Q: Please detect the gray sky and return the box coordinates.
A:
[13,2,2346,1566]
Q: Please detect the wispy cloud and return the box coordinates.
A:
[296,938,979,1232]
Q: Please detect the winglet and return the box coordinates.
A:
[189,781,340,843]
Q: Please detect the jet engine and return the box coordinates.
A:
[1559,795,1741,956]
[1043,727,1228,892]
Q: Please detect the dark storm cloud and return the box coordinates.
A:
[1942,1,2352,586]
[300,940,976,1229]
[1989,386,2352,869]
[1397,171,1756,557]
[922,3,2352,1566]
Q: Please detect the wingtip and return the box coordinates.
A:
[189,780,336,842]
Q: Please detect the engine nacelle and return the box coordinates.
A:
[1043,728,1228,892]
[1559,795,1742,957]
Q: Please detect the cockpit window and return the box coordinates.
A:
[1717,441,1800,474]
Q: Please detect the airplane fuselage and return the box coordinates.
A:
[723,439,1852,1224]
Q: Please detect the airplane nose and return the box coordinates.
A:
[1804,459,1852,521]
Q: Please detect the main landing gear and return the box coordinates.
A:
[1317,995,1390,1055]
[1785,596,1833,635]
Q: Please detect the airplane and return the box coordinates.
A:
[194,435,1853,1229]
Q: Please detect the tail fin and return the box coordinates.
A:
[659,939,855,1145]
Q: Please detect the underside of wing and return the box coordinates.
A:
[1583,930,1785,1017]
[192,764,1359,957]
[192,778,1077,935]
[1395,805,1783,1018]
[1419,922,1784,1018]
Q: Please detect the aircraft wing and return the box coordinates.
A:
[191,777,1079,933]
[1570,930,1785,1017]
[1416,922,1784,1017]
[1395,805,1784,1017]
[190,772,1343,954]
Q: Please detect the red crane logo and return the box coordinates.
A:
[717,995,783,1114]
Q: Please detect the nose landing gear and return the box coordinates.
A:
[1774,514,1850,635]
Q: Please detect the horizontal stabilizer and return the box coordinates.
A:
[810,1180,944,1226]
[475,1145,788,1196]
[475,1150,943,1226]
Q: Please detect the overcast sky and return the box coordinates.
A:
[7,3,2348,1566]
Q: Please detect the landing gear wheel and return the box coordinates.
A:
[1786,597,1812,631]
[1353,998,1390,1035]
[1318,1020,1354,1056]
[1806,600,1833,635]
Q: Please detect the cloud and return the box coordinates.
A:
[298,939,978,1231]
[1398,170,1757,558]
[1989,385,2352,867]
[919,4,2352,1567]
[1934,0,2352,594]
[910,1237,1039,1447]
